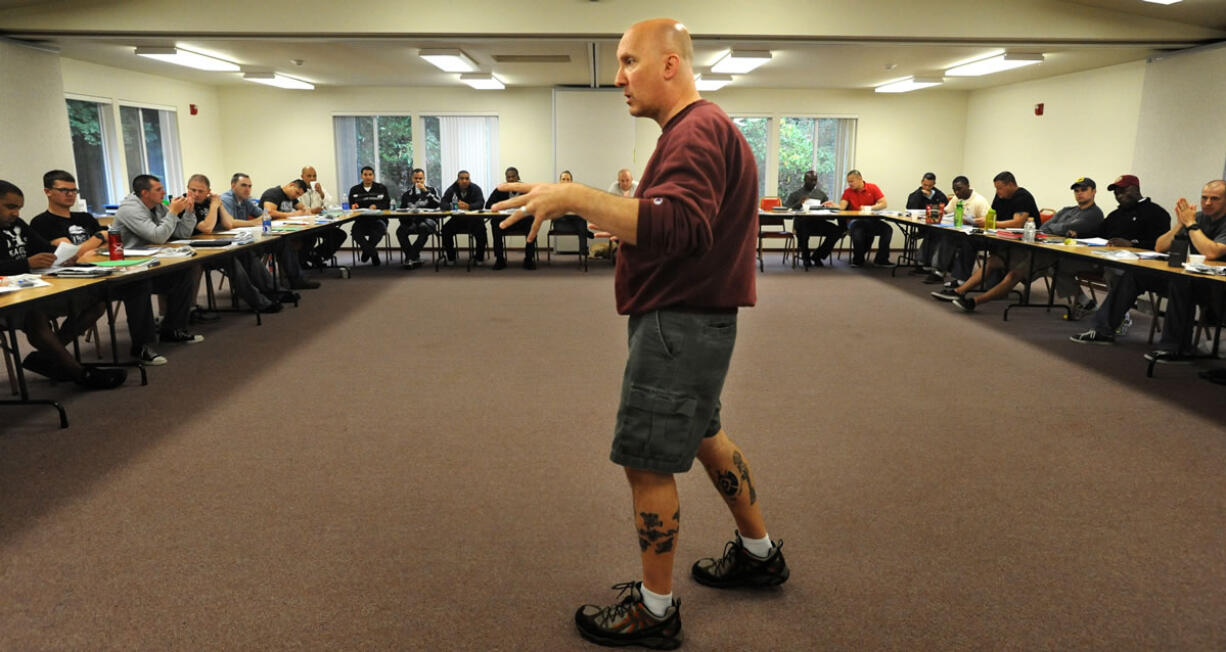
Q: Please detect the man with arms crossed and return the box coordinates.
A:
[298,165,347,268]
[497,18,787,650]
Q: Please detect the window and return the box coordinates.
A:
[777,117,856,202]
[732,117,769,199]
[422,115,499,198]
[65,98,121,213]
[333,115,413,200]
[119,105,183,195]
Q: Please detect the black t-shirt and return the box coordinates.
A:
[29,210,103,246]
[991,187,1040,222]
[188,201,212,234]
[906,187,949,211]
[0,218,55,275]
[259,187,296,213]
[1100,198,1170,250]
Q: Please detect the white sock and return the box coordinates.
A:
[639,584,672,619]
[740,533,773,558]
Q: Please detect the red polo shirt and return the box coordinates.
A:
[841,183,884,210]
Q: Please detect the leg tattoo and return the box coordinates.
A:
[713,470,740,498]
[733,451,757,505]
[637,511,679,555]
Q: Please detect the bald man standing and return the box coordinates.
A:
[496,18,787,649]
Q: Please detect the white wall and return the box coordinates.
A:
[59,58,226,193]
[215,85,553,198]
[1133,45,1226,211]
[963,60,1146,213]
[0,40,75,202]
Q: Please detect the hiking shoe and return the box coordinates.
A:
[1145,349,1193,364]
[133,344,167,366]
[1069,330,1115,345]
[931,287,961,302]
[691,532,789,589]
[1115,312,1133,337]
[952,296,976,313]
[1065,298,1098,321]
[574,582,682,650]
[160,329,204,344]
[76,367,127,390]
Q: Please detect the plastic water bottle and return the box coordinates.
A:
[1022,217,1036,243]
[954,200,964,228]
[985,208,997,231]
[262,214,272,235]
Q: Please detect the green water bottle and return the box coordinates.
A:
[985,208,997,231]
[954,200,964,228]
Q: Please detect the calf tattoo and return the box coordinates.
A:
[715,470,739,497]
[733,452,758,505]
[637,510,680,555]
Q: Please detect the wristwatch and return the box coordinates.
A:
[1187,223,1202,232]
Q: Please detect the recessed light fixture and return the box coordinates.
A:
[945,53,1044,77]
[710,49,772,74]
[243,72,314,90]
[460,73,505,90]
[420,49,478,73]
[695,74,733,91]
[135,46,239,72]
[874,76,944,93]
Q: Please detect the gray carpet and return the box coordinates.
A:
[2,259,1225,650]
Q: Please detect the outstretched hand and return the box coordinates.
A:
[493,182,578,242]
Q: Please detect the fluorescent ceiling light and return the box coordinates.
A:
[874,76,944,93]
[135,46,240,72]
[695,74,733,91]
[420,49,478,73]
[1142,0,1181,4]
[243,72,315,90]
[710,49,772,74]
[945,53,1044,77]
[460,73,505,90]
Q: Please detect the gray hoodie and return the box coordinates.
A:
[112,192,197,248]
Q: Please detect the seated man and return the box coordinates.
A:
[785,169,839,268]
[487,166,537,270]
[298,165,346,267]
[347,166,391,265]
[30,170,166,365]
[932,170,1040,302]
[948,177,1103,313]
[186,173,284,314]
[0,180,126,389]
[607,168,638,197]
[923,175,990,285]
[551,170,594,259]
[110,174,204,345]
[397,167,441,270]
[223,173,318,290]
[439,170,487,265]
[906,172,949,273]
[1071,179,1226,364]
[828,169,890,267]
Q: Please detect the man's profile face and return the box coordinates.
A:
[847,174,864,192]
[1202,183,1226,219]
[619,170,633,190]
[994,180,1016,199]
[952,181,971,200]
[302,168,317,183]
[615,27,666,119]
[232,177,252,200]
[0,192,23,225]
[361,169,375,184]
[505,169,520,184]
[143,180,167,205]
[45,180,79,210]
[802,171,817,189]
[1114,186,1141,209]
[458,173,471,190]
[187,179,210,203]
[286,185,305,200]
[921,177,935,192]
[412,171,425,186]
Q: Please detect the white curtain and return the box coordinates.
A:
[159,109,184,195]
[333,116,360,196]
[438,116,499,196]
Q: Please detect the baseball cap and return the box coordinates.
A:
[1069,177,1096,190]
[1107,174,1140,191]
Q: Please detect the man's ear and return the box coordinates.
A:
[661,53,681,81]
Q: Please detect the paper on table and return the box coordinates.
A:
[1076,237,1110,246]
[53,242,79,266]
[124,248,160,256]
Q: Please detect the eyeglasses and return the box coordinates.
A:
[50,187,80,195]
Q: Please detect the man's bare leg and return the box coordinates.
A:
[696,430,766,538]
[625,467,679,595]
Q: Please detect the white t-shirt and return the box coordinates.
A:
[607,180,638,197]
[941,190,990,224]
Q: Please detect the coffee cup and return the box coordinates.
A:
[1188,254,1206,266]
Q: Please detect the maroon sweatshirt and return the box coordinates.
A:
[615,100,758,316]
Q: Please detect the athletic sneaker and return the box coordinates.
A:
[133,344,168,366]
[160,329,204,344]
[76,367,127,390]
[1064,298,1098,322]
[952,296,976,312]
[574,582,682,650]
[1115,312,1133,337]
[1069,330,1115,345]
[922,272,945,284]
[931,287,961,302]
[691,531,790,589]
[1145,349,1193,364]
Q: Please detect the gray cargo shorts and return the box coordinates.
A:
[611,308,738,474]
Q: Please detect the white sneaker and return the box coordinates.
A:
[1114,312,1133,337]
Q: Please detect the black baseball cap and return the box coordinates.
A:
[1070,177,1096,190]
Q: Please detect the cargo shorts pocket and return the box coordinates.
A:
[614,384,699,467]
